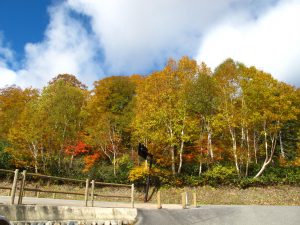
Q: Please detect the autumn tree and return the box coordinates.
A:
[241,69,299,177]
[7,98,42,172]
[213,59,243,175]
[38,75,87,173]
[187,62,218,172]
[0,86,39,170]
[0,86,38,140]
[133,57,198,175]
[84,76,137,175]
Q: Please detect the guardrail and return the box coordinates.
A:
[0,169,134,208]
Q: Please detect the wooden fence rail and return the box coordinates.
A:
[0,168,134,208]
[26,172,86,183]
[0,169,16,174]
[0,169,19,204]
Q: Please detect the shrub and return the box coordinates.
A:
[239,166,300,188]
[203,165,237,186]
[183,175,204,186]
[0,140,12,169]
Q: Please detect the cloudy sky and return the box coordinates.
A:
[0,0,299,88]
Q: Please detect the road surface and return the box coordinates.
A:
[1,196,300,224]
[0,196,180,209]
[135,205,300,225]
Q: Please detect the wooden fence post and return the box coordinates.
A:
[131,184,134,208]
[157,191,162,209]
[10,169,19,205]
[91,180,95,207]
[193,192,197,207]
[18,170,27,205]
[182,192,187,209]
[84,179,89,207]
[35,184,39,198]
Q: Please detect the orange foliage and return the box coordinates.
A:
[65,141,90,156]
[83,152,101,172]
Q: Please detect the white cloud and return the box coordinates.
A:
[0,67,17,86]
[196,0,300,86]
[1,0,299,88]
[67,0,240,74]
[0,34,17,87]
[1,3,102,89]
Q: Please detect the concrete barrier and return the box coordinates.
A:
[0,205,137,225]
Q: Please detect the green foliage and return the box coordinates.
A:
[183,175,204,186]
[239,166,300,188]
[203,165,237,186]
[0,140,11,169]
[85,154,134,183]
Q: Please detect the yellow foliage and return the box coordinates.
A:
[128,162,173,184]
[128,164,149,182]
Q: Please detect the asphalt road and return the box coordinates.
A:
[1,196,300,224]
[0,196,181,209]
[135,205,300,225]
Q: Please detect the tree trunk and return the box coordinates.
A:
[31,142,39,174]
[241,127,245,148]
[113,151,116,176]
[198,160,202,176]
[168,126,176,175]
[109,127,117,177]
[177,130,184,174]
[207,130,214,159]
[279,130,285,158]
[69,154,74,169]
[206,121,214,159]
[171,146,176,175]
[230,127,240,176]
[254,127,277,178]
[253,131,258,164]
[41,146,46,173]
[245,129,250,177]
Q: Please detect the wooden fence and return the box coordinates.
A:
[0,169,134,208]
[0,168,19,204]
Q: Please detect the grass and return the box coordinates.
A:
[0,179,299,206]
[154,185,300,206]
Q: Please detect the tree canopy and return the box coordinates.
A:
[1,59,299,186]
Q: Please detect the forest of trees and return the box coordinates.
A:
[0,57,299,187]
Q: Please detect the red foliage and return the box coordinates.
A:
[183,153,195,162]
[65,141,90,156]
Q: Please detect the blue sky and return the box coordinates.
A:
[0,0,51,60]
[0,0,299,88]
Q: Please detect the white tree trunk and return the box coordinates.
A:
[69,154,74,169]
[177,130,184,174]
[31,142,39,174]
[229,127,240,176]
[113,151,116,176]
[245,129,250,177]
[254,130,277,178]
[207,130,214,159]
[168,126,176,175]
[253,131,258,164]
[171,147,176,175]
[109,127,118,177]
[279,130,285,158]
[198,160,202,176]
